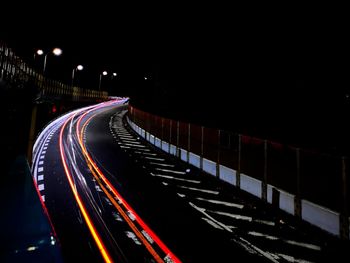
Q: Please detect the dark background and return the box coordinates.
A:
[1,5,349,153]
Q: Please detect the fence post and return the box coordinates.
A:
[176,121,180,158]
[161,117,164,150]
[200,126,204,170]
[340,156,349,239]
[187,123,191,163]
[169,120,172,153]
[217,130,221,178]
[237,134,241,189]
[295,148,302,218]
[262,140,268,202]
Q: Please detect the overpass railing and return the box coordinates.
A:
[127,105,349,240]
[0,41,108,101]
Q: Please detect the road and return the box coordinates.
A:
[31,99,348,262]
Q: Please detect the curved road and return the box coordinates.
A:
[32,99,345,263]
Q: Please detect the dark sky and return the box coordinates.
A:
[2,6,349,149]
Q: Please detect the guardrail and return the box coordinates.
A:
[127,105,349,240]
[0,40,108,101]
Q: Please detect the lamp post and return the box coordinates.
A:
[35,47,62,75]
[72,64,84,87]
[99,70,108,91]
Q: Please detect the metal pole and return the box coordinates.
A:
[295,148,301,218]
[98,74,102,91]
[237,134,241,188]
[71,68,75,87]
[200,126,204,170]
[262,140,268,201]
[340,156,349,239]
[43,53,48,75]
[187,123,191,162]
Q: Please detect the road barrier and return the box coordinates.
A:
[127,105,350,239]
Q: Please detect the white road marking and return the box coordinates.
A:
[254,219,275,226]
[112,212,123,222]
[120,146,131,149]
[189,202,232,232]
[237,237,279,263]
[144,156,165,161]
[40,155,45,160]
[121,143,146,148]
[162,182,168,186]
[42,151,46,154]
[125,231,142,245]
[149,162,175,167]
[177,193,186,198]
[195,197,244,209]
[142,230,154,244]
[39,161,44,165]
[178,185,219,195]
[127,211,136,221]
[43,147,48,150]
[284,240,321,251]
[38,175,44,181]
[152,174,201,183]
[202,217,224,230]
[120,140,141,145]
[38,167,44,172]
[41,195,45,202]
[135,151,157,156]
[277,253,315,263]
[38,184,45,191]
[209,210,252,222]
[248,231,278,240]
[155,168,186,175]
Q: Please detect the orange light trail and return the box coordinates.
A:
[59,113,114,263]
[76,104,181,263]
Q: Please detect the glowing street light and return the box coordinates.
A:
[72,64,84,87]
[36,47,63,74]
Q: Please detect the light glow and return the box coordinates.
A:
[52,48,62,56]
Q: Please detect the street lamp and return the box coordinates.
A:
[99,71,108,91]
[71,64,84,87]
[35,47,63,75]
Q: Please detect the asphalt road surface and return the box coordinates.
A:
[31,99,350,262]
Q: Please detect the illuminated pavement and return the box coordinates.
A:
[31,99,349,263]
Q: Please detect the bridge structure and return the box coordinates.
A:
[0,41,109,262]
[1,40,350,262]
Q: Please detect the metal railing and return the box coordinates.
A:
[128,105,349,239]
[0,40,108,101]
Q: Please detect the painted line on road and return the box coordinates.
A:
[195,197,244,209]
[178,185,219,195]
[38,175,44,181]
[152,174,201,184]
[155,168,186,175]
[38,184,45,191]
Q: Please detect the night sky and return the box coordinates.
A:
[1,6,349,152]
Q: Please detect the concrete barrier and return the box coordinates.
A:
[127,116,345,238]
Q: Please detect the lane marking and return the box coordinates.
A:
[178,185,219,195]
[208,210,252,222]
[39,161,44,165]
[38,167,44,173]
[202,217,224,230]
[38,175,44,181]
[155,168,185,175]
[152,174,200,184]
[38,184,45,191]
[149,162,175,168]
[144,157,165,161]
[195,197,244,209]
